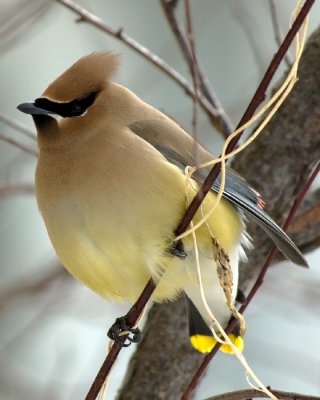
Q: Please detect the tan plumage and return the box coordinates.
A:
[18,52,307,352]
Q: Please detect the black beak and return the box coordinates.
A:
[17,102,51,116]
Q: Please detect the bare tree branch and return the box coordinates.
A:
[184,0,200,145]
[0,267,68,313]
[234,22,320,288]
[56,0,222,125]
[0,183,35,197]
[175,0,315,235]
[0,112,36,140]
[160,0,234,137]
[0,131,38,157]
[289,189,320,234]
[269,0,292,66]
[205,388,320,400]
[183,161,320,400]
[288,189,320,254]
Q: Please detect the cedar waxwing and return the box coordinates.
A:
[17,52,307,353]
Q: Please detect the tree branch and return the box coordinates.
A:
[288,189,320,254]
[0,183,35,197]
[205,388,320,400]
[176,0,315,236]
[56,0,222,127]
[160,0,234,137]
[0,131,38,157]
[0,112,36,140]
[183,160,320,400]
[233,21,320,288]
[268,0,292,67]
[0,268,68,313]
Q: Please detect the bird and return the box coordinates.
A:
[17,51,307,354]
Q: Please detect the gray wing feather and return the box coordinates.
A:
[129,119,308,267]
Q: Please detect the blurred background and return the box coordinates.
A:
[0,1,319,399]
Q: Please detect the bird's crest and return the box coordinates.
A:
[42,51,120,102]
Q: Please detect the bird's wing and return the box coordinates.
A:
[129,119,308,267]
[212,170,307,267]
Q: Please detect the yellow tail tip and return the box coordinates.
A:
[190,333,244,354]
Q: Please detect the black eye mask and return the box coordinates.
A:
[34,91,98,118]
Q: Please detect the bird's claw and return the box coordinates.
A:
[168,240,187,259]
[107,316,142,347]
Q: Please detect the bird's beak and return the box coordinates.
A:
[17,102,51,116]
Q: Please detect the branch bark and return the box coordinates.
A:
[117,23,320,400]
[160,0,234,137]
[234,25,320,288]
[205,388,320,400]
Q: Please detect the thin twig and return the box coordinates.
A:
[84,280,156,400]
[0,131,38,157]
[239,162,319,311]
[0,183,35,197]
[160,0,234,137]
[56,0,221,124]
[1,271,70,350]
[288,192,320,234]
[175,0,315,236]
[0,268,67,312]
[269,0,292,67]
[0,112,36,140]
[205,388,320,400]
[184,0,200,159]
[182,146,319,400]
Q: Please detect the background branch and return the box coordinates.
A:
[284,188,320,255]
[0,112,36,140]
[0,268,67,313]
[234,24,320,288]
[56,0,224,130]
[0,183,35,197]
[206,388,320,400]
[160,0,234,137]
[268,0,292,67]
[0,131,38,157]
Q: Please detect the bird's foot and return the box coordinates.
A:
[168,240,187,259]
[107,316,141,347]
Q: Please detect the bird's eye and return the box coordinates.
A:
[72,101,83,114]
[66,92,98,117]
[34,91,98,118]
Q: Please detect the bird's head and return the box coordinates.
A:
[17,52,120,149]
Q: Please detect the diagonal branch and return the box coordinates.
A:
[160,0,234,137]
[56,0,222,127]
[0,131,38,157]
[175,0,314,236]
[269,0,292,67]
[0,112,36,141]
[182,129,320,400]
[0,183,35,197]
[184,0,200,141]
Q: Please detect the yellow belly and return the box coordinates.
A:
[36,142,242,303]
